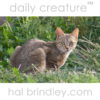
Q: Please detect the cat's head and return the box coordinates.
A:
[56,27,79,53]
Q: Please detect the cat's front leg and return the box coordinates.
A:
[57,53,67,69]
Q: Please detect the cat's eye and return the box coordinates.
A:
[69,42,73,46]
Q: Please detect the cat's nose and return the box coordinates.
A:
[65,46,69,51]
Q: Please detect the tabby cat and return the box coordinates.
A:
[10,27,79,73]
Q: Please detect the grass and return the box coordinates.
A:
[0,67,100,83]
[0,17,100,83]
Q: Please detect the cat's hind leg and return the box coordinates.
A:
[30,48,46,73]
[10,46,21,67]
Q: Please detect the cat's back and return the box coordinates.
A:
[23,38,45,48]
[13,39,45,60]
[18,38,46,56]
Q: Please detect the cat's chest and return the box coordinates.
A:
[57,50,72,68]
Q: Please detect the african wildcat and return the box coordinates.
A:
[10,27,79,73]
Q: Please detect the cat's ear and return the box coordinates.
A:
[72,28,79,39]
[56,27,64,38]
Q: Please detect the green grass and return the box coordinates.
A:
[0,17,100,83]
[0,67,100,83]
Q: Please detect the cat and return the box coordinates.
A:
[10,27,79,73]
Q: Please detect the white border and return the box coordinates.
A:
[0,83,99,100]
[0,0,99,16]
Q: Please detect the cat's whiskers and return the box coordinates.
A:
[18,64,22,71]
